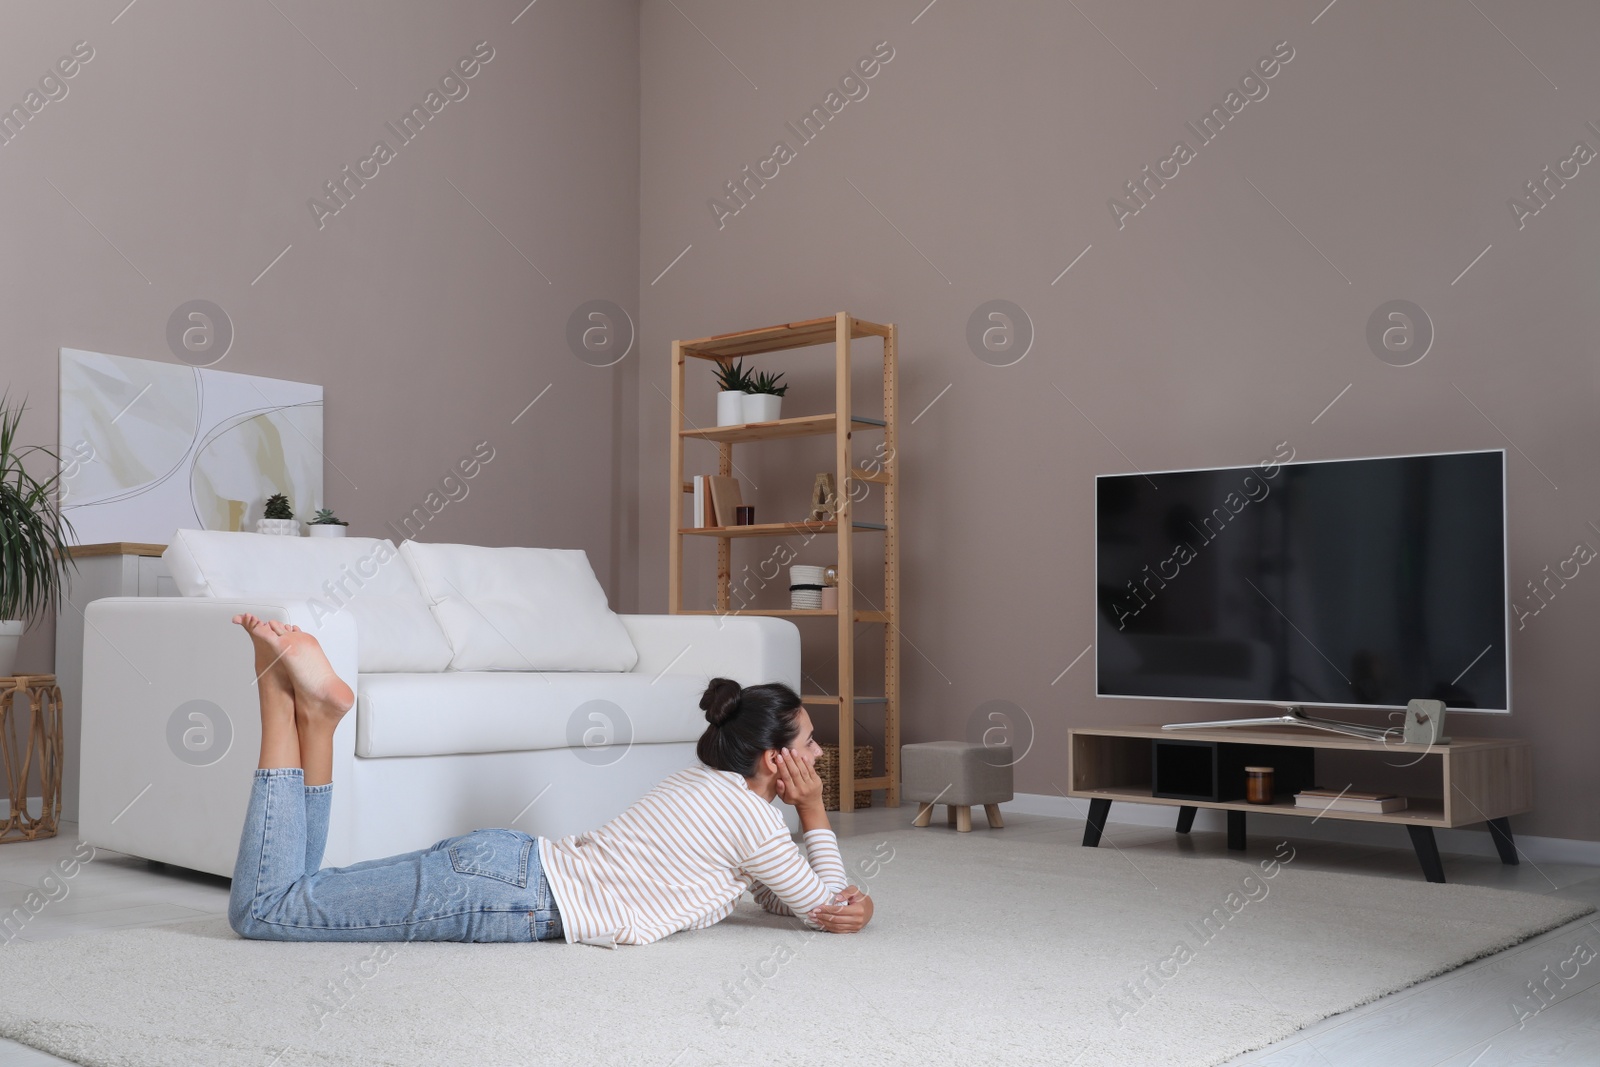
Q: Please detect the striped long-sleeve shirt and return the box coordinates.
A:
[537,764,848,947]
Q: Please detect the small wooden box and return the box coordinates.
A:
[818,744,873,811]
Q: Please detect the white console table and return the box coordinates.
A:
[55,543,175,822]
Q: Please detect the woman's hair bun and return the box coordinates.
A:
[700,677,743,728]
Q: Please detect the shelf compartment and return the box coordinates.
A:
[679,520,885,538]
[680,413,884,444]
[681,315,890,359]
[675,608,890,622]
[1074,785,1449,827]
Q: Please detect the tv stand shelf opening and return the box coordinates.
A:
[1067,724,1532,883]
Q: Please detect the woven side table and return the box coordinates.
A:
[0,674,63,843]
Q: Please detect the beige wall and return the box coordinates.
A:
[638,1,1600,841]
[1,1,640,670]
[7,1,1596,845]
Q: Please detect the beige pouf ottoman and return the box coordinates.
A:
[901,741,1013,832]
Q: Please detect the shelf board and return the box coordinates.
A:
[800,695,889,705]
[1070,724,1521,755]
[1068,785,1449,827]
[676,609,890,622]
[680,413,884,444]
[681,315,890,360]
[679,520,885,538]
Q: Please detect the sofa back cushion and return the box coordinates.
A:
[398,542,638,672]
[162,529,455,674]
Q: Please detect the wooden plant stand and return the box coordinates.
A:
[668,313,901,810]
[1068,724,1533,883]
[0,674,64,843]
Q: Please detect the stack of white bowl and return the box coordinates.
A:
[789,565,827,609]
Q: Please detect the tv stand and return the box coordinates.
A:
[1161,706,1407,743]
[1068,724,1531,882]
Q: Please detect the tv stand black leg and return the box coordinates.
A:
[1407,825,1446,883]
[1227,810,1246,851]
[1083,798,1112,847]
[1487,817,1518,865]
[1176,806,1197,834]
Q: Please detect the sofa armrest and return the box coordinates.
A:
[619,614,801,692]
[78,597,358,878]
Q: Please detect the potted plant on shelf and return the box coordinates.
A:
[307,508,349,538]
[714,359,751,426]
[743,369,788,424]
[0,396,76,676]
[256,493,300,536]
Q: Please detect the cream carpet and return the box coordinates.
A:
[0,827,1589,1067]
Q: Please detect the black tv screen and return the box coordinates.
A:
[1096,449,1509,713]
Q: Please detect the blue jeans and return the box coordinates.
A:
[229,768,562,943]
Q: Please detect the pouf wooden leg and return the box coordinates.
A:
[955,806,972,832]
[913,802,935,827]
[984,804,1004,829]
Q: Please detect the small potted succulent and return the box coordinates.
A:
[0,396,76,676]
[714,359,751,427]
[743,369,788,423]
[307,508,349,538]
[256,492,300,536]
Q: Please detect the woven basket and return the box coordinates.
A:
[818,744,873,811]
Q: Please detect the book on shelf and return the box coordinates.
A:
[1293,789,1409,814]
[707,475,743,527]
[692,476,705,528]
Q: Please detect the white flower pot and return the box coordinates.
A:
[0,621,21,677]
[742,393,783,423]
[716,390,748,427]
[307,524,347,538]
[256,518,301,537]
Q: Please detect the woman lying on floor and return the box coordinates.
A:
[227,614,873,947]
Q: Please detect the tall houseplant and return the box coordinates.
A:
[0,396,76,676]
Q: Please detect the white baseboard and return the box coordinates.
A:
[1002,792,1600,869]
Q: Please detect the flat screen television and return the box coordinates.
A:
[1096,448,1509,714]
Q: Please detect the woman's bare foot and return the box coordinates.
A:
[264,620,355,724]
[234,613,292,693]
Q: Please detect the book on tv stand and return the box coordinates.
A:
[1161,706,1448,744]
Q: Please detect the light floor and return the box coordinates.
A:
[1,810,1597,1067]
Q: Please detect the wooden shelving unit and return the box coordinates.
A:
[669,312,900,811]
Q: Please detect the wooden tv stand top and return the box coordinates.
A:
[1072,722,1525,754]
[1067,723,1532,829]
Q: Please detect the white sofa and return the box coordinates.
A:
[78,531,799,878]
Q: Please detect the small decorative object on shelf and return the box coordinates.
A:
[0,674,63,843]
[1245,766,1274,803]
[742,369,788,423]
[818,743,873,811]
[256,493,300,536]
[713,359,752,427]
[308,508,349,538]
[734,506,755,526]
[820,564,839,611]
[1403,698,1447,746]
[807,472,837,521]
[790,565,826,609]
[0,396,76,677]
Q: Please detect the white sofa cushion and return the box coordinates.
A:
[398,542,638,672]
[162,529,455,674]
[355,671,706,758]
